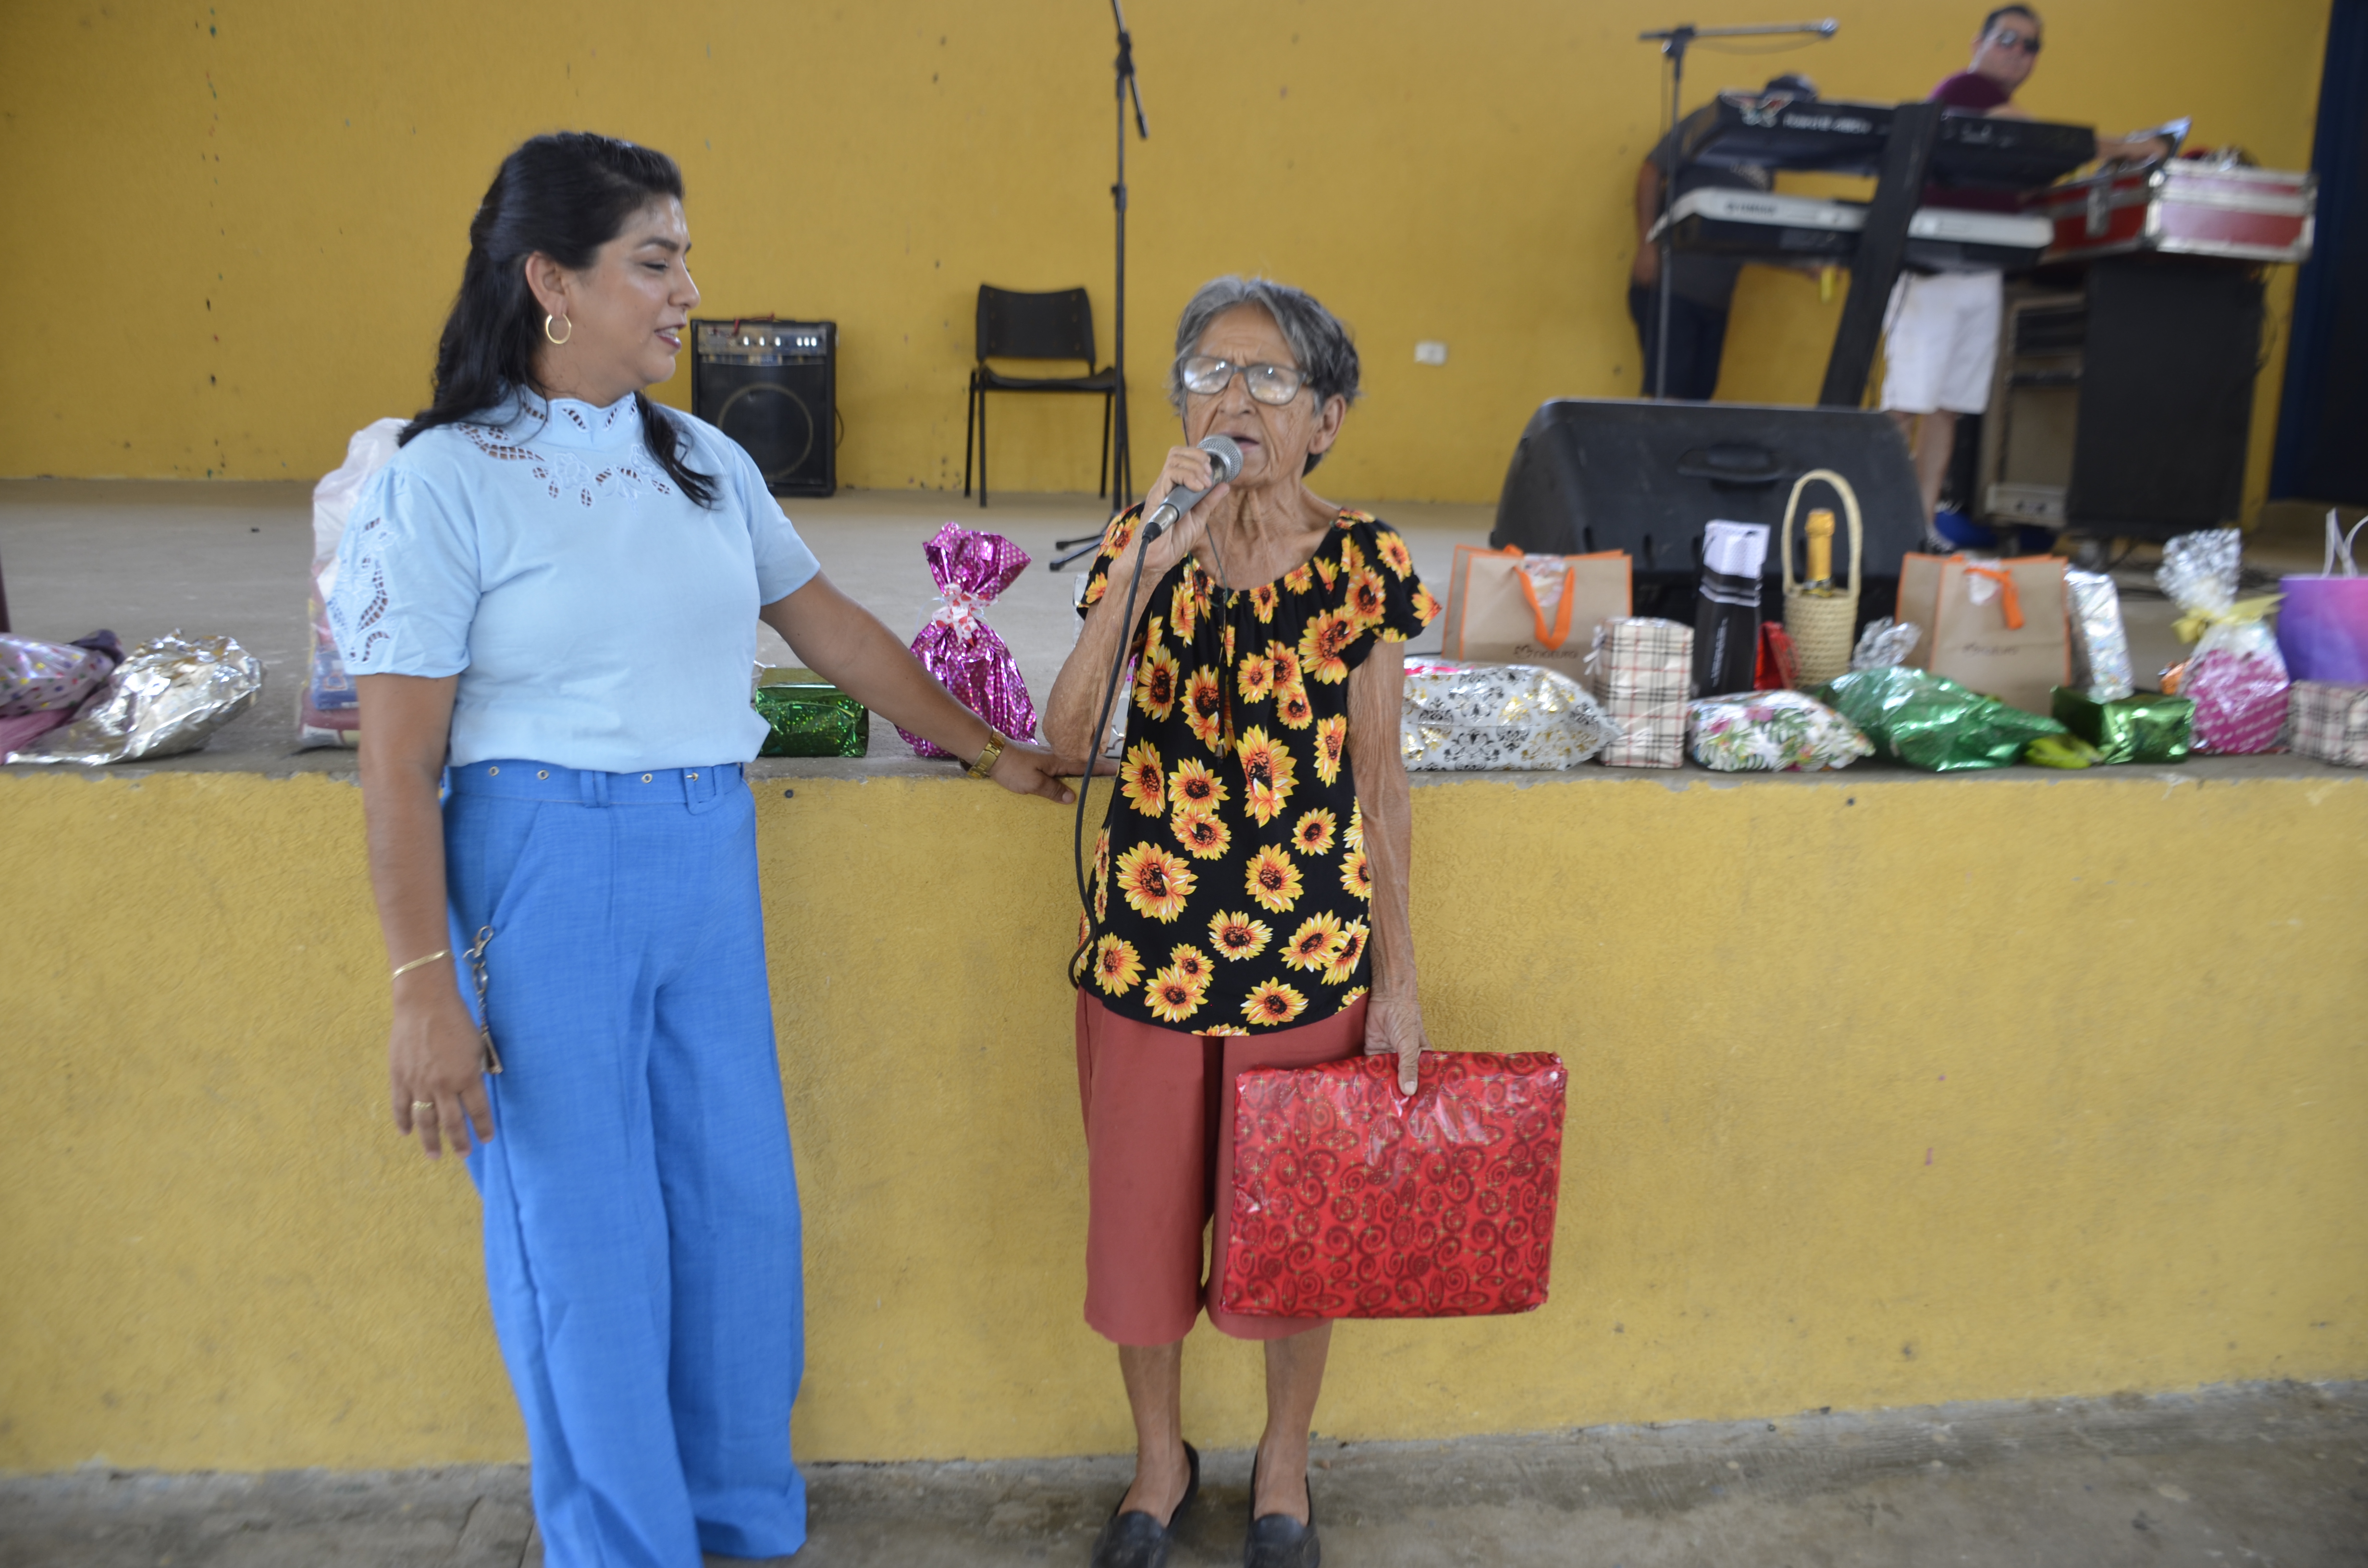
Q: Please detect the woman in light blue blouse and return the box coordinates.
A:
[330,133,1081,1568]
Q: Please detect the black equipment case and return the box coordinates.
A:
[1491,399,1929,628]
[691,318,838,497]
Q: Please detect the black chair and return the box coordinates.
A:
[963,286,1120,507]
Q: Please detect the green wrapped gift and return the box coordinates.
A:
[1814,666,2068,772]
[752,667,868,758]
[2049,686,2194,765]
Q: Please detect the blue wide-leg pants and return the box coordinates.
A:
[446,760,805,1568]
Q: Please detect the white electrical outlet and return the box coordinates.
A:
[1414,340,1448,366]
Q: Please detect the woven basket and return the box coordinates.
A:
[1780,468,1863,687]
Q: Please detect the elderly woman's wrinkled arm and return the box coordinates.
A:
[1346,643,1429,1093]
[1042,464,1221,758]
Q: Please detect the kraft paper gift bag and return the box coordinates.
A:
[1893,551,1953,669]
[1441,545,1631,676]
[1928,555,2070,716]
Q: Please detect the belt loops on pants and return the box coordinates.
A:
[578,769,611,808]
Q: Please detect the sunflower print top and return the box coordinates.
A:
[1071,505,1440,1034]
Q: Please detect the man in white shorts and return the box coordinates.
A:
[1883,5,2168,525]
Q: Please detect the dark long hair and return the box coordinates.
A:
[401,132,716,505]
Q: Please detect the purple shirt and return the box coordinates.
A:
[1932,70,2014,111]
[1924,71,2025,212]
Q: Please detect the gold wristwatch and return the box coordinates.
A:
[967,734,1007,780]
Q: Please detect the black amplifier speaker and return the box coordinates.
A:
[691,318,837,497]
[1492,398,1928,626]
[2069,258,2262,535]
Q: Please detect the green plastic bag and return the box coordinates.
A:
[1813,667,2068,772]
[2049,686,2195,765]
[752,667,869,759]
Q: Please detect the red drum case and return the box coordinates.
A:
[2035,160,2316,265]
[1220,1052,1568,1320]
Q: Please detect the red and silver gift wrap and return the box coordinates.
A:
[896,522,1039,758]
[2035,159,2315,265]
[1220,1051,1568,1320]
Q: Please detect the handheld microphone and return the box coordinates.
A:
[1141,435,1243,540]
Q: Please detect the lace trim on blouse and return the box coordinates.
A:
[325,511,395,670]
[455,398,675,509]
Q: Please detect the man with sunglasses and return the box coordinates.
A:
[1883,6,2171,527]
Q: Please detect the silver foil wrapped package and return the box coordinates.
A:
[1850,617,1923,671]
[6,633,263,764]
[2064,569,2134,700]
[1401,658,1621,771]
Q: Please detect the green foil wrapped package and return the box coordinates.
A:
[2049,686,2194,765]
[752,667,869,758]
[1813,667,2067,772]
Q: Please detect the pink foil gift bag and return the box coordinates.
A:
[897,522,1040,758]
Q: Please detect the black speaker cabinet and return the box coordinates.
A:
[2071,258,2262,534]
[1492,398,1927,626]
[691,319,836,497]
[1981,259,2266,538]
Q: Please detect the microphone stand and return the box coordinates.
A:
[1110,0,1149,510]
[1637,19,1836,399]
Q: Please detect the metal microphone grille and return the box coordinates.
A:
[1201,434,1243,484]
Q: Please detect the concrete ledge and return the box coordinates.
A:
[6,759,2365,1473]
[6,747,2354,787]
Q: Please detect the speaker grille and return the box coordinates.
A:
[691,319,836,497]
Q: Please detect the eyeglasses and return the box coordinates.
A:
[1179,355,1306,405]
[1989,26,2041,54]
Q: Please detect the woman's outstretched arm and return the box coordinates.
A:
[356,673,494,1158]
[761,573,1082,804]
[1042,451,1229,760]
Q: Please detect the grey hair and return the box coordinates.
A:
[1167,276,1360,471]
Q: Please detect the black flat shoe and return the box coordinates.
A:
[1243,1452,1320,1568]
[1090,1441,1199,1568]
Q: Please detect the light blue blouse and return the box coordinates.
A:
[327,391,820,773]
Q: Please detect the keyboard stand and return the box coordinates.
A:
[1818,99,1942,408]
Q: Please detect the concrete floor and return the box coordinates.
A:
[3,1383,2362,1568]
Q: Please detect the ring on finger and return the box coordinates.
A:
[412,1099,438,1118]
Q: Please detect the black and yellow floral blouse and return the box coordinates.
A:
[1071,505,1440,1034]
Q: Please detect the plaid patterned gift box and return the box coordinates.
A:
[1588,616,1693,768]
[2282,681,2368,767]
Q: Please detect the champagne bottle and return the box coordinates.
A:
[1804,507,1841,597]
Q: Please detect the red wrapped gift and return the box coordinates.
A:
[1220,1052,1568,1320]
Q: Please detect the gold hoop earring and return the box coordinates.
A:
[543,313,572,346]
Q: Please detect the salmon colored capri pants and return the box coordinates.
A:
[1074,989,1368,1345]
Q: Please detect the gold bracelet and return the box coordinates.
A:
[967,734,1007,780]
[391,949,451,981]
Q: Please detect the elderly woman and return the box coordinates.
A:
[1044,277,1440,1568]
[334,133,1079,1568]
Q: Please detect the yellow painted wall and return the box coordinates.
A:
[0,1,2330,516]
[3,765,2364,1472]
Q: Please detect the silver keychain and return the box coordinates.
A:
[465,925,504,1075]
